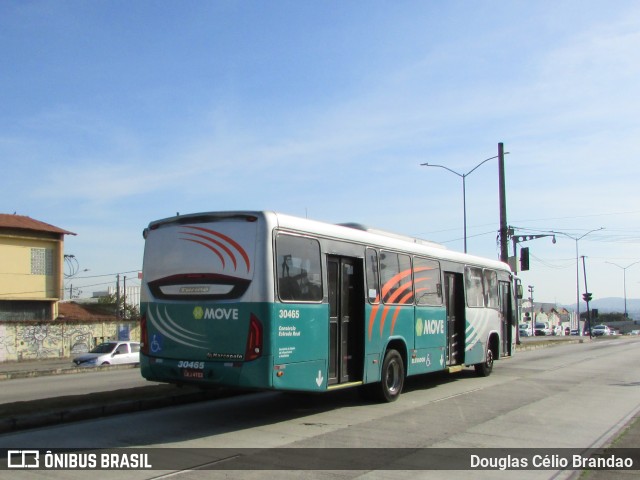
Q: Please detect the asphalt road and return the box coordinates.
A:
[0,335,583,404]
[0,368,155,404]
[0,336,639,479]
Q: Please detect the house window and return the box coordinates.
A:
[31,248,54,276]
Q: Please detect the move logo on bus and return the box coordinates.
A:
[193,306,239,321]
[179,226,251,273]
[415,318,445,336]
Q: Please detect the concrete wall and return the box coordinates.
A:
[0,320,140,362]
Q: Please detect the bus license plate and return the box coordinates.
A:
[182,368,204,379]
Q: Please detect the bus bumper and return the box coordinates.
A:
[140,354,274,389]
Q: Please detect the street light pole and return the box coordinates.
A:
[421,148,509,253]
[605,260,640,317]
[552,227,604,332]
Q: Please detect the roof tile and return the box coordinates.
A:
[0,214,75,235]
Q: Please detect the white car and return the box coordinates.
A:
[534,322,551,336]
[72,341,140,367]
[591,325,610,337]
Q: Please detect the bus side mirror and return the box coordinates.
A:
[516,284,524,300]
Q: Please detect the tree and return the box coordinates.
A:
[597,312,628,323]
[580,311,627,323]
[97,292,140,321]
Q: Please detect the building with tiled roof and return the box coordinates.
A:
[0,214,75,322]
[0,214,75,237]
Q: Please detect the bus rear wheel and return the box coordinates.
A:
[474,347,494,377]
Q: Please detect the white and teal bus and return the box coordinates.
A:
[140,211,519,402]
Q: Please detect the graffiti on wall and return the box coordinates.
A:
[0,324,14,362]
[0,322,140,362]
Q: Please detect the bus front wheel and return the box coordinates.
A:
[379,349,405,402]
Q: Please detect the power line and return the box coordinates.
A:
[0,271,141,297]
[65,270,141,280]
[529,253,575,270]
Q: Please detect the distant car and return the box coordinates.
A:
[519,327,530,337]
[591,325,610,337]
[629,330,640,336]
[570,329,580,336]
[73,341,140,367]
[534,322,551,336]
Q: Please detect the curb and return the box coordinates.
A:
[515,338,587,351]
[0,363,139,381]
[0,386,244,434]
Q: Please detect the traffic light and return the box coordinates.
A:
[582,292,592,302]
[520,247,530,271]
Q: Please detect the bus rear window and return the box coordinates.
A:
[276,234,322,302]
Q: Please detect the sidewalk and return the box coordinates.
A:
[0,358,77,381]
[581,412,640,480]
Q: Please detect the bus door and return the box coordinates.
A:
[327,256,364,385]
[444,272,465,366]
[499,281,513,356]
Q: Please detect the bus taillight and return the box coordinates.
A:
[140,313,149,355]
[245,313,263,361]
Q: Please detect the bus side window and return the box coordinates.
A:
[483,269,499,309]
[414,257,443,306]
[380,251,413,305]
[276,234,322,302]
[366,248,380,303]
[465,266,484,307]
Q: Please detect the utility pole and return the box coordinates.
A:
[498,142,509,263]
[123,275,127,320]
[116,274,121,320]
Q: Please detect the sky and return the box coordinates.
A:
[2,1,639,307]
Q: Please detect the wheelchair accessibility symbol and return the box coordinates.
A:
[151,334,163,353]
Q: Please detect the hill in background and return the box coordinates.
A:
[566,297,640,321]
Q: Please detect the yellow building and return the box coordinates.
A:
[0,214,75,322]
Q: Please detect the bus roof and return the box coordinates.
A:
[146,210,511,273]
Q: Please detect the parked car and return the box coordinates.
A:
[72,341,140,367]
[534,322,551,336]
[570,329,580,336]
[591,325,610,337]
